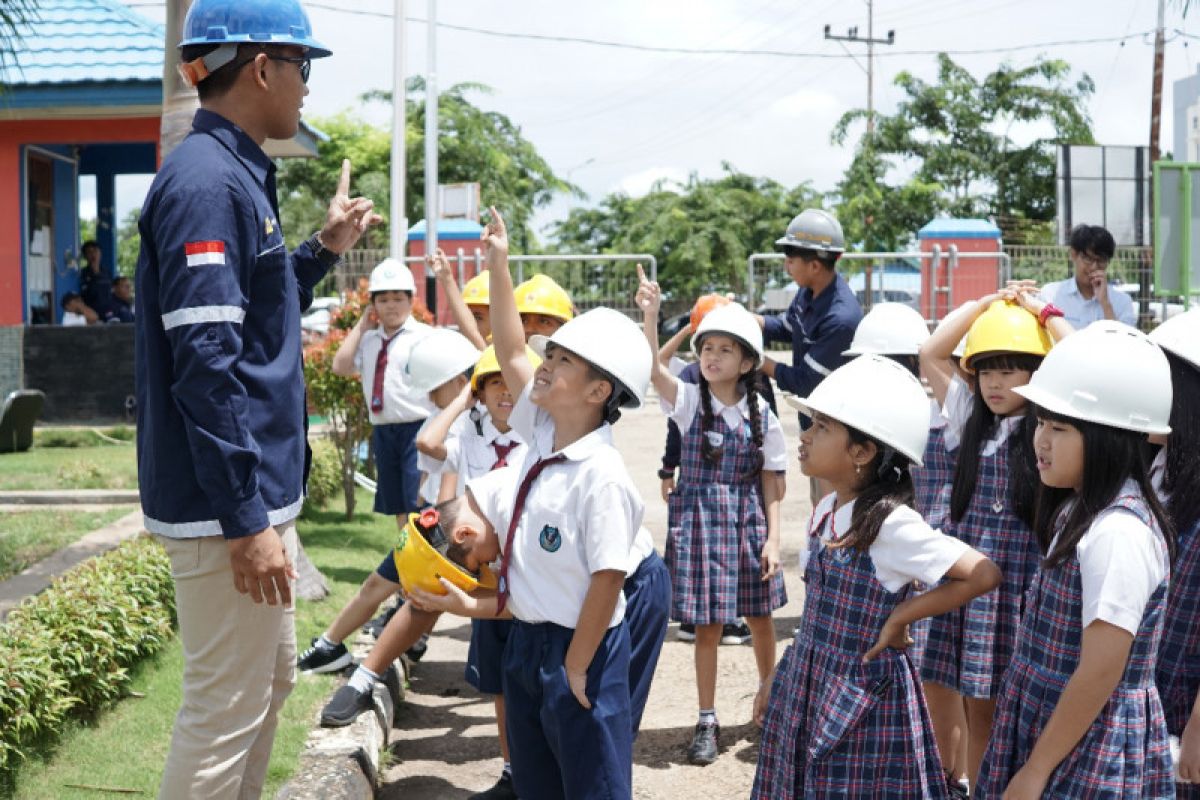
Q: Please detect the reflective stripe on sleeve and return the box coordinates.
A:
[803,352,832,376]
[161,305,246,330]
[143,496,305,538]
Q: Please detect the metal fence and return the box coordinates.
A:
[334,249,658,318]
[1005,245,1151,286]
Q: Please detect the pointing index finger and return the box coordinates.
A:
[336,159,351,197]
[636,263,647,283]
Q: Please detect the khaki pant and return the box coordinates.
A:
[156,524,298,800]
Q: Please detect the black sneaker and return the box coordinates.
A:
[297,639,352,674]
[468,771,518,800]
[677,623,696,642]
[721,621,751,645]
[320,683,375,727]
[687,720,720,764]
[362,599,402,638]
[406,633,429,662]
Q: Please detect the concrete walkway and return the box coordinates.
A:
[0,508,144,621]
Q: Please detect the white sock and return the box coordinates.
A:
[502,761,512,778]
[698,708,717,725]
[317,634,339,650]
[348,665,379,694]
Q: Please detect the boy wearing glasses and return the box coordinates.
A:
[1040,223,1137,329]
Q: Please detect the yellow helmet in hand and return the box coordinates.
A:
[961,300,1052,371]
[514,274,575,322]
[393,510,497,596]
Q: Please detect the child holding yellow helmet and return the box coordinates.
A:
[917,292,1068,789]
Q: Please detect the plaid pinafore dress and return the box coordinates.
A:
[976,494,1173,799]
[920,430,1040,697]
[664,396,786,625]
[1158,518,1200,799]
[752,505,948,799]
[909,424,958,668]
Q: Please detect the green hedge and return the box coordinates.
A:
[303,437,341,512]
[0,536,175,784]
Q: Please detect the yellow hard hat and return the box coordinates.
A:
[514,273,574,322]
[961,300,1052,371]
[392,510,497,597]
[462,270,490,307]
[472,344,541,392]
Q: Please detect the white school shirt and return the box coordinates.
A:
[1050,482,1169,636]
[444,405,528,497]
[62,311,88,327]
[942,374,1022,455]
[468,465,656,578]
[414,414,465,504]
[499,384,644,629]
[353,318,435,425]
[662,379,789,472]
[799,492,969,593]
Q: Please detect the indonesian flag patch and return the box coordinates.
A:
[184,241,226,267]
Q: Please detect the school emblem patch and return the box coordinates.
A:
[539,524,562,553]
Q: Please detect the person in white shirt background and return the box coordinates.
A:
[1039,224,1137,329]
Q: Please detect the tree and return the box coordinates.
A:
[832,54,1095,238]
[831,143,943,251]
[550,165,822,299]
[276,80,579,252]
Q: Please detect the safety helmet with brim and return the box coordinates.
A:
[528,307,651,409]
[179,0,330,86]
[393,509,496,597]
[692,302,764,368]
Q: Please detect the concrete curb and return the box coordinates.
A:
[0,489,141,505]
[0,508,145,621]
[275,636,411,799]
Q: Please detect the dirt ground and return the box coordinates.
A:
[378,393,813,799]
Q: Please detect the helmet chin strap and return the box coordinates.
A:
[178,43,240,87]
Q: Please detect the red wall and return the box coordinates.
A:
[0,116,160,325]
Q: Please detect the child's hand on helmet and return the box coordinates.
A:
[407,578,478,616]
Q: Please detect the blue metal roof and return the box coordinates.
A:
[917,218,1002,240]
[0,0,163,87]
[407,218,485,241]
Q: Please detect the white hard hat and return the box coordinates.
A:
[1013,321,1172,435]
[530,307,651,408]
[1149,308,1200,372]
[692,302,764,367]
[786,354,931,465]
[405,329,481,394]
[843,302,930,357]
[368,258,416,294]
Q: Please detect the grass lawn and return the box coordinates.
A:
[10,490,397,800]
[0,445,138,491]
[0,506,137,580]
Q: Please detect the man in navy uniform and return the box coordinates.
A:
[134,1,380,795]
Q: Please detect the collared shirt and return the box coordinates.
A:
[762,272,863,400]
[662,379,788,472]
[800,493,969,593]
[353,318,434,425]
[135,109,331,539]
[444,405,528,497]
[500,384,644,629]
[1041,278,1137,329]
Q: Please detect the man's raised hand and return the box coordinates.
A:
[319,159,384,254]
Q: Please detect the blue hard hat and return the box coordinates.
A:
[180,0,331,58]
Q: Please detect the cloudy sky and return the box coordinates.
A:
[108,0,1196,239]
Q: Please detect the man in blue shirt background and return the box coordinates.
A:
[135,1,381,795]
[1040,224,1136,329]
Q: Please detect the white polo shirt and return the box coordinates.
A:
[662,379,789,472]
[801,493,969,593]
[497,385,644,629]
[1041,278,1137,330]
[354,318,435,425]
[444,405,528,496]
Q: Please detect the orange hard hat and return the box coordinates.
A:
[690,293,733,331]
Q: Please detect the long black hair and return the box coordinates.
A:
[1033,406,1176,568]
[696,334,765,480]
[1162,352,1200,537]
[836,423,915,552]
[949,353,1042,527]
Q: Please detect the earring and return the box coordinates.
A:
[855,463,861,476]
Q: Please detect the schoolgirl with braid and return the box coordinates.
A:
[637,271,788,766]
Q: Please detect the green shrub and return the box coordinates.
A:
[0,536,175,784]
[302,437,341,514]
[33,430,94,448]
[55,459,110,488]
[102,426,135,442]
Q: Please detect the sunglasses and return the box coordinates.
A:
[268,54,311,84]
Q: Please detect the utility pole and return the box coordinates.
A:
[160,0,197,161]
[1144,0,1167,329]
[390,0,406,260]
[424,0,439,315]
[825,1,895,135]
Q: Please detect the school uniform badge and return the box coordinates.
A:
[539,524,562,553]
